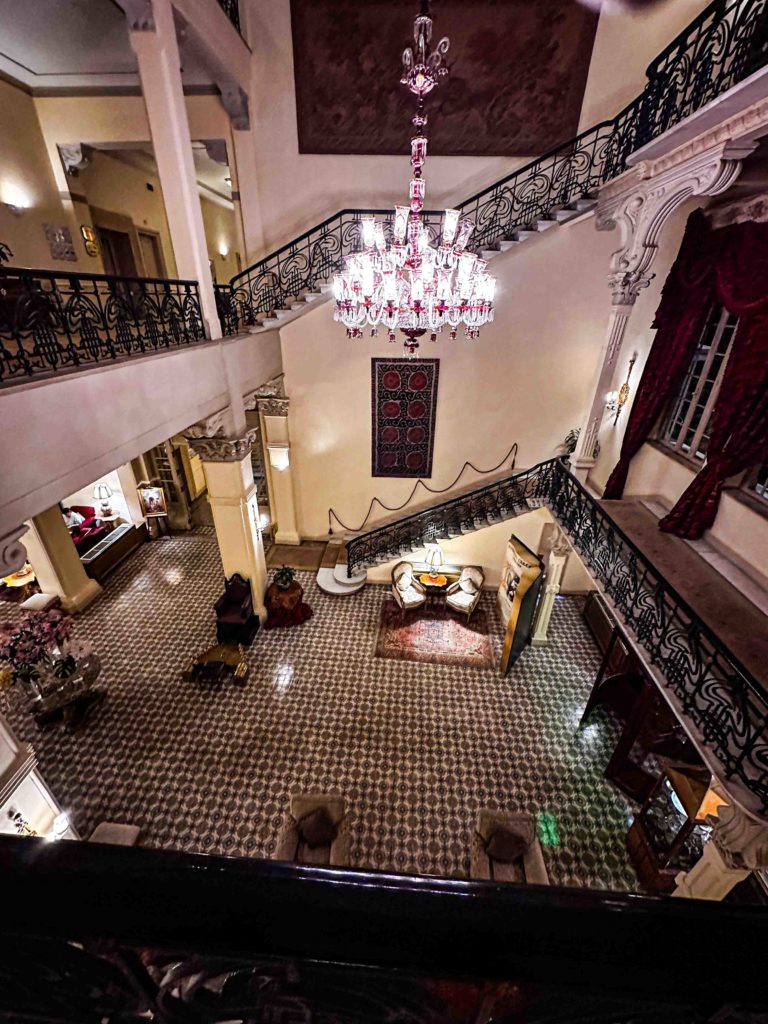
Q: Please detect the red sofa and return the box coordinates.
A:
[68,505,107,555]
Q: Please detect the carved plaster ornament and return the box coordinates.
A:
[706,783,768,871]
[186,429,260,463]
[0,526,29,577]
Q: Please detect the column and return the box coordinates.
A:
[231,128,265,264]
[531,542,569,647]
[259,397,300,546]
[673,840,750,900]
[186,430,268,620]
[125,0,221,338]
[571,137,755,484]
[673,787,768,900]
[22,507,102,612]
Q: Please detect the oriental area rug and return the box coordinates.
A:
[375,601,494,669]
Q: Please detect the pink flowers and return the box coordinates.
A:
[0,609,74,673]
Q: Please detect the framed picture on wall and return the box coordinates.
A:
[137,483,168,518]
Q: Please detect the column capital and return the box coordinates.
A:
[708,785,768,871]
[0,525,28,577]
[186,428,259,463]
[244,374,287,412]
[258,397,290,417]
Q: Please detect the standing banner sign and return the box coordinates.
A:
[498,535,543,675]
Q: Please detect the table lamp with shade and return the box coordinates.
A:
[93,483,113,516]
[425,543,444,580]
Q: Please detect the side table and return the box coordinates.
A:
[265,580,313,629]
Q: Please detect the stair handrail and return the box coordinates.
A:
[327,442,518,534]
[220,0,768,333]
[347,456,768,813]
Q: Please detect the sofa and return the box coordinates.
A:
[275,793,350,867]
[68,505,107,555]
[470,809,550,885]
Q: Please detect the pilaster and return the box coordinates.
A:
[258,397,300,546]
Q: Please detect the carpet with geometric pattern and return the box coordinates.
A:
[375,601,494,669]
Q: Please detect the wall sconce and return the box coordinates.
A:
[267,443,290,471]
[1,183,32,215]
[606,354,637,425]
[218,241,229,258]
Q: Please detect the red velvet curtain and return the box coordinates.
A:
[604,211,768,538]
[659,218,768,538]
[602,211,715,499]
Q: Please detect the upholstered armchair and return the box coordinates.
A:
[214,572,259,645]
[470,809,550,885]
[275,793,351,867]
[445,565,484,621]
[391,561,427,616]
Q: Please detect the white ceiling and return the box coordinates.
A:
[0,0,212,92]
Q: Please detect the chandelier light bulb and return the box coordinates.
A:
[333,0,495,354]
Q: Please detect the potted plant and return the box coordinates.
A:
[273,565,296,590]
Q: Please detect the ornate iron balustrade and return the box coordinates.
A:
[0,268,204,386]
[0,836,766,1023]
[216,0,240,34]
[221,0,768,335]
[347,457,768,812]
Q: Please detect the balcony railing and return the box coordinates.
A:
[0,267,205,386]
[346,458,768,815]
[215,0,240,34]
[219,0,768,334]
[0,836,766,1022]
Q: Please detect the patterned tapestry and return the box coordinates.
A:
[371,359,439,478]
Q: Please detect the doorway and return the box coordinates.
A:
[97,227,139,279]
[138,231,166,279]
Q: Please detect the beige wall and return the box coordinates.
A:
[281,210,621,541]
[0,78,86,268]
[579,0,712,129]
[201,197,240,282]
[77,150,178,277]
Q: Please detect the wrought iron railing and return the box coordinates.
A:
[221,0,768,334]
[347,457,768,813]
[0,836,766,1023]
[0,268,204,385]
[215,0,240,34]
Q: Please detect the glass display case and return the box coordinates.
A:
[627,763,713,894]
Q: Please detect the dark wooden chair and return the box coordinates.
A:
[214,573,259,645]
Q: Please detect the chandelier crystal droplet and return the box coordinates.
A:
[333,0,496,355]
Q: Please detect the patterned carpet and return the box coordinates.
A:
[0,530,639,891]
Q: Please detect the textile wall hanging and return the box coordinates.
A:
[371,359,439,477]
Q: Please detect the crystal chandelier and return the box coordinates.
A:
[333,0,496,355]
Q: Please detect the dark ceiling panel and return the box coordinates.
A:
[290,0,599,157]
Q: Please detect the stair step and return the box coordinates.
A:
[535,219,557,231]
[261,316,280,327]
[575,197,598,212]
[480,249,499,261]
[498,239,519,252]
[514,229,539,242]
[554,207,580,223]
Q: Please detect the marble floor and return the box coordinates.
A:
[0,530,639,891]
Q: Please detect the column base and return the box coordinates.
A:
[274,530,301,546]
[673,840,750,900]
[570,458,595,483]
[60,578,102,614]
[530,637,549,647]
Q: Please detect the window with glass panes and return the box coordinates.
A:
[661,305,739,461]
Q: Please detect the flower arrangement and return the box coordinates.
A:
[0,609,93,693]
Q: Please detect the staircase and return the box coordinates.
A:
[345,457,768,817]
[217,0,768,335]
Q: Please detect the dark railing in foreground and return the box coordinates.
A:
[0,267,204,385]
[215,0,240,34]
[0,837,766,1023]
[219,0,768,334]
[347,458,768,814]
